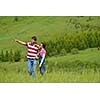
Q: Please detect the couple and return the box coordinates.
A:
[15,36,46,79]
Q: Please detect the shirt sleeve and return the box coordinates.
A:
[40,54,45,67]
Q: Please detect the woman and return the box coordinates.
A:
[39,42,46,76]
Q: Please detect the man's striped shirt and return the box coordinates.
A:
[26,42,39,59]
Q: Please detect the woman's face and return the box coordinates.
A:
[40,44,43,48]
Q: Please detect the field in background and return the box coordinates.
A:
[0,16,100,82]
[0,16,100,50]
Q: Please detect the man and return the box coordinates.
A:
[15,36,40,79]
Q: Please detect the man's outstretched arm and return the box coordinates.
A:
[15,39,26,46]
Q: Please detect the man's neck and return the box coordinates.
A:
[31,42,34,45]
[31,42,37,45]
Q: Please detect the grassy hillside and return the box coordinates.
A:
[0,16,100,82]
[49,48,100,63]
[0,48,100,82]
[0,16,100,51]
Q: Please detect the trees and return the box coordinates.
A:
[9,49,14,62]
[71,48,79,55]
[13,50,21,62]
[1,31,100,60]
[0,50,4,62]
[45,32,100,57]
[5,50,9,62]
[0,49,21,62]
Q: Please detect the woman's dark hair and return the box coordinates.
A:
[41,42,46,49]
[32,36,37,41]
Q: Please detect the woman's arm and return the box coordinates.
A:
[39,54,45,67]
[15,39,26,46]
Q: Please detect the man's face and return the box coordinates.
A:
[31,39,35,44]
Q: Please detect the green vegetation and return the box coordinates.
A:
[71,48,79,54]
[0,16,100,50]
[46,32,100,56]
[0,49,21,62]
[0,16,100,82]
[0,48,100,82]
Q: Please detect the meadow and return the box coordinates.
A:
[0,48,100,82]
[0,16,100,82]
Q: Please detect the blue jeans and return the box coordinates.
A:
[39,56,46,76]
[28,58,37,79]
[40,63,46,76]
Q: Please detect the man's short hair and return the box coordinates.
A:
[32,36,37,41]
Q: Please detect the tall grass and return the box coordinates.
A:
[0,50,100,83]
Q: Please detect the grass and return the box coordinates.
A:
[0,16,100,82]
[0,48,100,83]
[0,16,100,50]
[0,65,100,83]
[48,48,100,63]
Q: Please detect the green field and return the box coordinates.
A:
[0,16,100,82]
[0,48,100,82]
[0,16,100,50]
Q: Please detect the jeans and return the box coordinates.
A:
[28,58,37,79]
[39,56,46,76]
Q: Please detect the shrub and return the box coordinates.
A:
[13,50,21,62]
[0,52,1,61]
[5,50,9,62]
[49,49,58,57]
[9,49,14,62]
[97,46,100,50]
[0,49,22,62]
[71,48,79,54]
[60,49,67,56]
[0,50,5,62]
[45,32,100,57]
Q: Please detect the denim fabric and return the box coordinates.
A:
[28,58,37,79]
[39,56,46,75]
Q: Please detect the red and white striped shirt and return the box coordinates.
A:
[26,42,40,59]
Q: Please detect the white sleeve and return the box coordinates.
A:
[40,54,45,67]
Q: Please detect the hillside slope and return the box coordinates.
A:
[0,16,100,50]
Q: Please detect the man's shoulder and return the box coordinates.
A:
[25,42,32,46]
[27,42,31,45]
